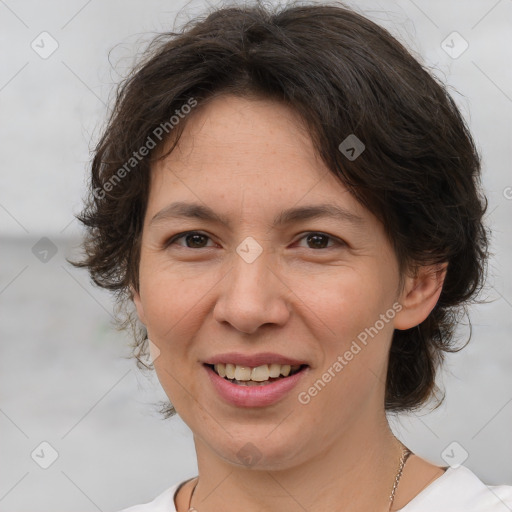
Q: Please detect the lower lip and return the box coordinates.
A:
[204,365,308,408]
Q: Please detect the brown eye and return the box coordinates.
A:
[297,232,344,249]
[166,231,214,249]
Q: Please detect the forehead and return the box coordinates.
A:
[156,94,318,174]
[148,94,368,222]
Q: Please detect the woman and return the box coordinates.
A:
[72,2,512,511]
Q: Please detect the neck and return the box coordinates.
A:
[189,415,404,512]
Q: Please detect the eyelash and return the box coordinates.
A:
[165,230,345,250]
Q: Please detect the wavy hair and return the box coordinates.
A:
[71,1,489,417]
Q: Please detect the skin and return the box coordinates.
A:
[132,94,448,512]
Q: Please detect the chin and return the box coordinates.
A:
[213,433,309,471]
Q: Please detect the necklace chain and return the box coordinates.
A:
[187,443,411,512]
[389,444,412,509]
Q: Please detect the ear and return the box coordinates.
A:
[130,285,147,325]
[394,263,448,330]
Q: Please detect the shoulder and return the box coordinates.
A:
[115,482,181,512]
[399,465,512,512]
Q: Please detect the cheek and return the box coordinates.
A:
[295,267,391,341]
[139,259,199,325]
[294,267,396,403]
[140,269,209,406]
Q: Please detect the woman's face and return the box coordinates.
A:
[133,94,408,469]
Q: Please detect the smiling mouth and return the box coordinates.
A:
[205,363,308,386]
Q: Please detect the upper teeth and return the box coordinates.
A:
[214,363,301,381]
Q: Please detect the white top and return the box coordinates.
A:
[118,465,512,512]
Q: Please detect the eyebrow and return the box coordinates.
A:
[149,201,364,228]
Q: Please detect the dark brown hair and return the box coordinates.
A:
[71,1,489,417]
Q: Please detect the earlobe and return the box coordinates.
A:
[394,263,448,330]
[130,285,147,325]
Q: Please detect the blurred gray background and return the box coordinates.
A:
[1,0,511,510]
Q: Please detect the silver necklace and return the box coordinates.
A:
[187,444,412,512]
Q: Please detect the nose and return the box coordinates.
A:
[213,250,291,335]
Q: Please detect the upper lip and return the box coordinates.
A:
[203,352,308,367]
